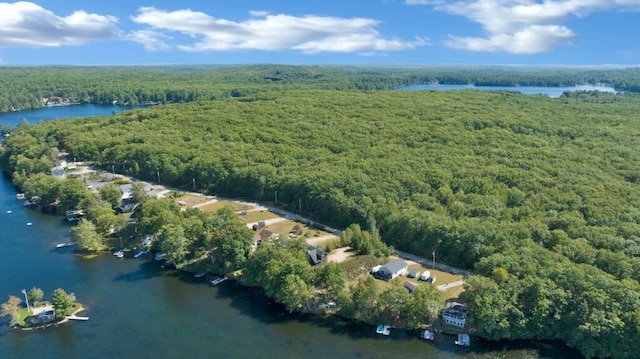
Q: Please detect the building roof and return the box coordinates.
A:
[306,245,327,265]
[253,229,275,242]
[381,258,408,274]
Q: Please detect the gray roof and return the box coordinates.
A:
[381,259,407,274]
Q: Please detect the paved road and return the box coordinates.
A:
[437,280,465,291]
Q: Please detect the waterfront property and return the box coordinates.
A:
[442,302,468,328]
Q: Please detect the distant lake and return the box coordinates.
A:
[394,84,618,98]
[0,105,581,359]
[0,104,146,128]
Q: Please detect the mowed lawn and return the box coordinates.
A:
[197,200,254,213]
[174,193,212,207]
[259,220,333,239]
[237,210,281,223]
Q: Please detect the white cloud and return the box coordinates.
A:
[0,1,120,47]
[131,7,426,54]
[411,0,640,53]
[127,30,171,51]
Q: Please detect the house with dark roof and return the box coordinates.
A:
[306,245,327,266]
[252,229,278,247]
[374,258,408,280]
[404,280,418,293]
[442,301,468,328]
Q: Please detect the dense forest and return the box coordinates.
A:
[1,66,640,358]
[1,65,640,112]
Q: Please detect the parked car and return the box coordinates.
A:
[408,269,420,278]
[419,270,431,281]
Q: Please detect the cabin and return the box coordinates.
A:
[252,229,278,247]
[374,259,408,280]
[118,184,136,212]
[306,245,327,267]
[442,301,468,328]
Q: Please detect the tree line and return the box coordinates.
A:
[1,64,640,113]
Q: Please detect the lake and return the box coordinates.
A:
[0,104,581,358]
[394,83,618,97]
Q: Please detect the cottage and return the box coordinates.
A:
[306,245,327,266]
[118,184,137,212]
[253,229,278,246]
[442,301,468,328]
[374,259,408,280]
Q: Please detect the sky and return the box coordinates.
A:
[0,0,639,66]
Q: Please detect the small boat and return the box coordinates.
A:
[56,243,75,248]
[114,249,124,258]
[455,333,470,347]
[376,325,390,336]
[16,193,25,200]
[194,270,207,279]
[26,222,32,226]
[154,252,166,261]
[6,210,12,214]
[210,277,228,285]
[134,249,150,258]
[420,330,434,340]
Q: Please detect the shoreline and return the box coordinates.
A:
[13,306,86,331]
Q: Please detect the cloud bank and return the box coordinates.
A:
[408,0,640,54]
[130,7,427,54]
[0,1,119,47]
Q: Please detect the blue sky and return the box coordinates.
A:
[0,0,639,65]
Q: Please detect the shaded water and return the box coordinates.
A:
[0,105,581,358]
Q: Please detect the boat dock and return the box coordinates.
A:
[65,315,89,321]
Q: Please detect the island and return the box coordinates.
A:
[1,287,86,330]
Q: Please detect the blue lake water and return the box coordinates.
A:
[394,84,618,98]
[0,104,581,358]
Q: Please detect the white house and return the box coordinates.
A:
[442,301,468,328]
[374,258,408,280]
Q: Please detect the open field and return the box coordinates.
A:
[174,193,212,207]
[263,220,333,238]
[237,210,280,223]
[197,200,254,213]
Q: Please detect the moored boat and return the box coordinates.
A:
[210,277,228,285]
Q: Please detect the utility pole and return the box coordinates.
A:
[112,164,115,174]
[432,251,435,269]
[193,178,196,190]
[157,169,160,183]
[299,198,302,212]
[275,191,278,206]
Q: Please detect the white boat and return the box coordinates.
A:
[210,277,228,285]
[154,252,166,261]
[114,249,124,258]
[194,270,207,279]
[16,193,25,200]
[6,210,12,214]
[455,333,470,347]
[420,330,434,340]
[56,243,75,248]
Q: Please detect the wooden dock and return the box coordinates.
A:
[65,315,89,321]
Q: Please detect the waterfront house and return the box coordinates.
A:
[442,301,468,328]
[374,258,408,280]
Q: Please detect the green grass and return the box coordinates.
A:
[238,210,280,223]
[198,201,253,213]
